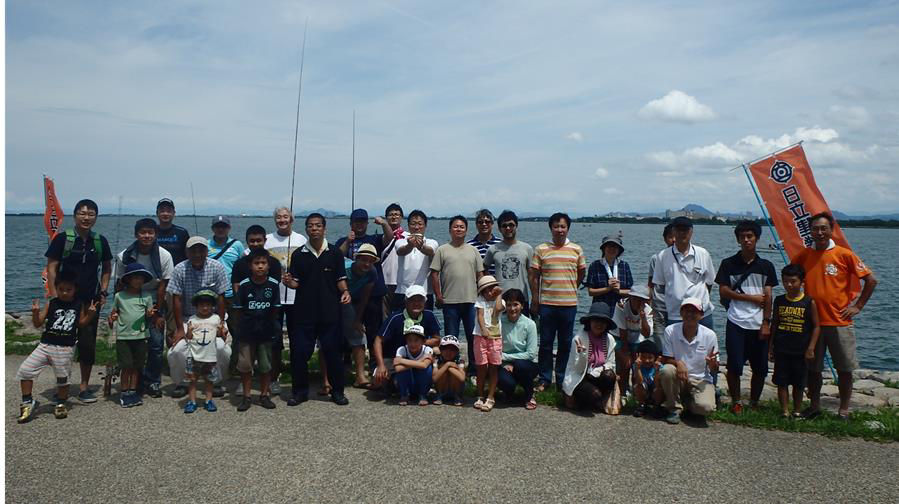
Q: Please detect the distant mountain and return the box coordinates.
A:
[832,211,899,221]
[681,203,714,216]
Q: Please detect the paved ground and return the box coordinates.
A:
[5,355,898,503]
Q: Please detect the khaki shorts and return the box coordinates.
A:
[237,341,273,374]
[813,325,858,373]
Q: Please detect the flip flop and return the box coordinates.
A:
[525,397,538,410]
[317,386,332,396]
[352,382,371,390]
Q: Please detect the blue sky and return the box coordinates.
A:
[5,1,899,216]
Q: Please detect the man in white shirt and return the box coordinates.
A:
[395,209,438,310]
[658,298,719,424]
[651,216,716,330]
[264,206,307,394]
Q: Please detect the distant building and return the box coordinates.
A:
[665,209,695,219]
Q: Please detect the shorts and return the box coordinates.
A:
[186,356,220,382]
[237,341,273,374]
[725,320,769,377]
[813,326,858,373]
[473,335,502,366]
[16,343,76,383]
[116,339,148,370]
[342,304,366,347]
[773,353,807,388]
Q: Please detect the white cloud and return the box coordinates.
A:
[566,131,584,142]
[638,90,717,123]
[594,167,609,178]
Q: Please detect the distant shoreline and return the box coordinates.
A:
[7,213,899,229]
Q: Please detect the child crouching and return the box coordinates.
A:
[394,325,434,406]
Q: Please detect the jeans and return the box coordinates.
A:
[289,322,344,397]
[442,303,476,375]
[141,324,165,388]
[497,359,539,400]
[395,364,433,400]
[537,305,578,386]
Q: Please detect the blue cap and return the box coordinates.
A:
[350,208,369,221]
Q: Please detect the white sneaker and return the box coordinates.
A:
[270,381,282,395]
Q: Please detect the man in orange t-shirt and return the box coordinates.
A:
[795,213,877,420]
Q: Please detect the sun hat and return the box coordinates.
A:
[122,263,153,283]
[350,208,369,221]
[628,284,651,301]
[404,324,426,338]
[476,275,499,294]
[636,339,660,356]
[211,215,231,227]
[579,302,618,330]
[191,289,218,306]
[186,236,208,249]
[600,235,624,255]
[404,285,427,299]
[680,297,704,312]
[354,243,380,261]
[671,216,693,229]
[439,335,461,349]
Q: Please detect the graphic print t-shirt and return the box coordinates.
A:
[41,298,81,346]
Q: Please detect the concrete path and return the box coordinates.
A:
[5,355,898,503]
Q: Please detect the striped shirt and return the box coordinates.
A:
[467,234,501,274]
[531,241,586,307]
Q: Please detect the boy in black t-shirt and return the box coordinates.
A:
[769,264,820,418]
[232,249,282,411]
[17,271,98,422]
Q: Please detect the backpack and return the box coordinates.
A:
[62,229,105,260]
[721,269,753,310]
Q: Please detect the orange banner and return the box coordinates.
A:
[41,176,64,296]
[747,144,850,262]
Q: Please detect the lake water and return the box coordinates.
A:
[5,215,897,370]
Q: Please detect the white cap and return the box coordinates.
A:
[405,285,427,299]
[680,297,704,312]
[404,324,425,338]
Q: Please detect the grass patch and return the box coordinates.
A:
[883,379,899,389]
[709,399,899,442]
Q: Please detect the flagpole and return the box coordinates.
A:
[351,110,355,214]
[728,141,804,172]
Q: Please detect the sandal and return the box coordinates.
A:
[418,399,429,406]
[398,396,409,406]
[317,385,332,396]
[525,397,537,410]
[352,381,371,390]
[453,397,464,407]
[433,397,443,406]
[473,397,485,410]
[481,398,495,412]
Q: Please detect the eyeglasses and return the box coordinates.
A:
[477,219,493,225]
[500,222,516,228]
[75,212,97,217]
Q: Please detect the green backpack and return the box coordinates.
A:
[61,229,105,260]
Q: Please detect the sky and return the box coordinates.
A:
[5,0,899,216]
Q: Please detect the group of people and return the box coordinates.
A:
[16,198,877,425]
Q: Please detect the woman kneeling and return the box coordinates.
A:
[562,302,621,415]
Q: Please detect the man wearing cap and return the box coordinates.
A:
[797,212,877,420]
[651,216,716,329]
[658,298,719,424]
[155,198,191,369]
[264,207,307,394]
[611,286,653,397]
[207,216,245,336]
[111,218,174,397]
[373,285,442,393]
[484,210,534,306]
[585,233,633,314]
[166,236,231,398]
[715,220,778,413]
[467,209,501,275]
[282,213,352,406]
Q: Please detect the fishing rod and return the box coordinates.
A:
[114,195,123,251]
[190,182,199,235]
[351,110,355,214]
[285,20,309,303]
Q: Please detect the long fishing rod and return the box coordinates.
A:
[190,182,199,235]
[285,20,309,303]
[351,110,355,214]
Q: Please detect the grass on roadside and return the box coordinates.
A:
[709,399,899,442]
[883,379,899,389]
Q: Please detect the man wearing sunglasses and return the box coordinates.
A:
[484,210,534,306]
[467,209,501,275]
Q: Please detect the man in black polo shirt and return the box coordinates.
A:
[715,220,778,413]
[283,213,352,406]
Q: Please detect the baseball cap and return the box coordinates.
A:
[404,324,425,338]
[156,198,175,210]
[671,216,693,229]
[350,208,369,221]
[439,335,461,349]
[354,243,380,261]
[404,285,427,299]
[680,297,703,312]
[211,215,231,227]
[186,236,208,249]
[191,289,218,305]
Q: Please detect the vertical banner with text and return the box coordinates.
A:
[41,176,64,296]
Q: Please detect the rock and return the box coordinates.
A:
[853,379,883,394]
[850,394,885,410]
[872,387,899,401]
[874,371,899,384]
[889,396,899,408]
[853,369,877,380]
[820,384,840,397]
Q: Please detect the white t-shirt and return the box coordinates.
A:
[264,231,307,305]
[473,295,505,338]
[662,323,718,383]
[651,244,715,321]
[112,247,174,301]
[185,314,225,363]
[612,299,654,344]
[381,231,409,286]
[395,235,439,295]
[396,344,434,361]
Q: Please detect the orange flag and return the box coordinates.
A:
[41,176,64,296]
[747,144,851,262]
